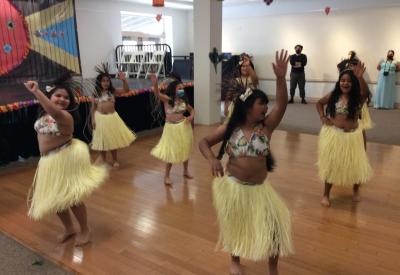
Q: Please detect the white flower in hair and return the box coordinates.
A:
[239,88,253,102]
[45,85,55,93]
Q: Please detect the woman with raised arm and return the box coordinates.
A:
[150,75,195,186]
[316,63,373,207]
[24,76,108,246]
[91,64,136,167]
[224,54,259,122]
[199,50,293,275]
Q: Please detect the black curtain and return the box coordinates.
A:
[0,86,193,165]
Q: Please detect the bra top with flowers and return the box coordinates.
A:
[334,99,362,117]
[335,99,349,115]
[225,126,270,158]
[165,100,187,115]
[236,76,256,89]
[96,92,115,103]
[34,115,62,136]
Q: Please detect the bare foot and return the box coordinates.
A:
[183,173,194,179]
[57,229,75,243]
[229,260,243,275]
[164,177,173,186]
[75,230,91,246]
[352,191,361,202]
[94,155,105,164]
[320,196,331,207]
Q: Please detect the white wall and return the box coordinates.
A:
[75,0,192,78]
[223,7,400,102]
[187,10,194,53]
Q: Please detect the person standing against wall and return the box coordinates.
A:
[289,44,307,104]
[374,50,400,109]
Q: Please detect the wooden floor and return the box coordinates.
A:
[0,125,399,275]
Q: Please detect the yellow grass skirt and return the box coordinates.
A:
[28,139,108,220]
[151,119,193,163]
[212,176,293,261]
[317,125,372,186]
[91,111,136,151]
[359,103,373,130]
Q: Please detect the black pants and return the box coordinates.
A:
[290,72,306,99]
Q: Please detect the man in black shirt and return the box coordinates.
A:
[289,44,307,104]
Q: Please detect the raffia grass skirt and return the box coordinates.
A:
[91,111,136,151]
[151,119,193,164]
[359,103,374,130]
[212,176,293,261]
[28,139,108,220]
[317,125,372,187]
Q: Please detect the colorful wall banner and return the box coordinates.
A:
[0,0,81,79]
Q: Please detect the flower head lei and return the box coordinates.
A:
[43,72,82,107]
[239,88,253,102]
[45,85,55,93]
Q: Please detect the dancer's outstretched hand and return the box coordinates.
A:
[272,49,289,78]
[353,62,366,78]
[210,158,224,177]
[150,74,158,86]
[24,81,39,94]
[118,71,126,81]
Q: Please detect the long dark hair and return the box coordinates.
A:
[38,85,80,124]
[165,80,189,107]
[218,89,275,171]
[221,54,254,101]
[326,70,362,120]
[95,74,116,96]
[94,63,115,97]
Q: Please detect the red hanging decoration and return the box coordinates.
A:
[152,0,164,7]
[325,6,331,15]
[156,14,162,22]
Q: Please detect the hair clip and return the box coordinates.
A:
[45,85,55,93]
[239,88,253,102]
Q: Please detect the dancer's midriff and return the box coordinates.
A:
[226,156,267,184]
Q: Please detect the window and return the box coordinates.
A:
[120,11,172,48]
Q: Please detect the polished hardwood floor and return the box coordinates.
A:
[0,125,399,275]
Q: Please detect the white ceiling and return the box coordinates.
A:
[223,0,400,18]
[118,0,400,13]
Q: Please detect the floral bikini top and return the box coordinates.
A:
[335,99,362,117]
[34,115,62,136]
[235,76,256,89]
[165,100,187,115]
[335,99,349,116]
[226,126,270,158]
[96,92,115,103]
[335,100,349,115]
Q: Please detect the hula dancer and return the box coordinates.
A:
[24,76,108,246]
[199,50,293,275]
[317,63,373,207]
[150,75,195,186]
[91,64,136,167]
